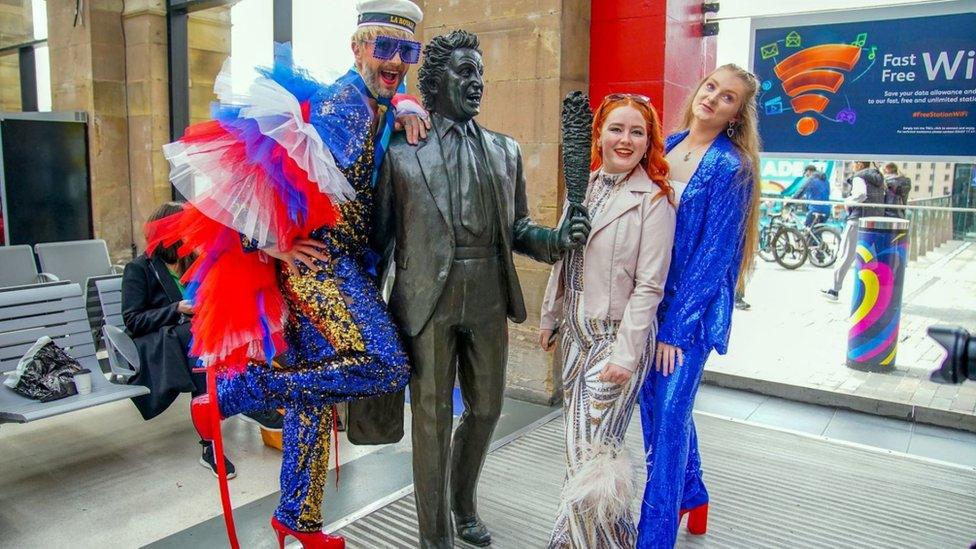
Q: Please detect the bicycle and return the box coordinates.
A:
[796,212,842,268]
[758,205,808,269]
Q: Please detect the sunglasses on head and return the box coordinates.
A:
[604,93,651,105]
[366,36,422,64]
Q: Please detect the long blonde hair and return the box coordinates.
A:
[676,63,762,287]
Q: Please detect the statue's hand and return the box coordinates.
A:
[557,204,591,251]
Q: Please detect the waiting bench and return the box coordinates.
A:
[0,282,147,424]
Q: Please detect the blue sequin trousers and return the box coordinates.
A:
[635,344,709,548]
[216,140,409,532]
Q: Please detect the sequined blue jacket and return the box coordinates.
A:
[657,131,751,355]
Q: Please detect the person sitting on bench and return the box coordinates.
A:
[122,202,282,478]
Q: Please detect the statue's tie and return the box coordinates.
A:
[454,123,486,237]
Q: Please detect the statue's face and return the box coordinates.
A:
[434,48,484,121]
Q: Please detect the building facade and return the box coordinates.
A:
[0,0,714,403]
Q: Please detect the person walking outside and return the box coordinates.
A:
[821,160,885,302]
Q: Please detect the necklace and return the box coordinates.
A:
[682,142,708,162]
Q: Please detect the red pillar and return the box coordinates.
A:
[589,0,716,130]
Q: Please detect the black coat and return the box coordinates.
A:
[121,254,204,420]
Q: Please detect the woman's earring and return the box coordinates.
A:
[727,121,736,138]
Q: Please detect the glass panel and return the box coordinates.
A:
[730,157,976,424]
[228,0,273,97]
[0,0,35,49]
[187,5,235,126]
[292,0,357,82]
[31,0,46,40]
[182,0,271,194]
[34,42,49,110]
[0,172,6,244]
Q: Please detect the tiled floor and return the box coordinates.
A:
[695,384,976,466]
[3,381,973,548]
[152,385,976,547]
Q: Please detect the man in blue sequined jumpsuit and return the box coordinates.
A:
[211,1,430,535]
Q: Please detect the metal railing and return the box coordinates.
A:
[905,196,953,261]
[761,196,976,261]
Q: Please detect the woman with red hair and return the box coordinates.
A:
[541,94,676,548]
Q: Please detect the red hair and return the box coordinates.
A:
[590,96,672,203]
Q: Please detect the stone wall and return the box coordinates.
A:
[0,0,34,112]
[45,1,232,256]
[419,0,591,404]
[123,0,170,247]
[48,0,133,259]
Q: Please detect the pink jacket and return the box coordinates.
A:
[540,168,676,372]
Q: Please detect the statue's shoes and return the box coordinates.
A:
[454,516,491,546]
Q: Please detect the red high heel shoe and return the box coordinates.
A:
[190,393,222,441]
[271,516,345,549]
[680,503,708,535]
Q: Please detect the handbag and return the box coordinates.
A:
[3,336,83,402]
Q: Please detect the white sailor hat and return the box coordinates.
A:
[356,0,423,33]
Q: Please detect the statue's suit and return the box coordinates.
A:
[350,114,560,548]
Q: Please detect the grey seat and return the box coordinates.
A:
[0,245,58,287]
[35,240,126,344]
[0,282,148,424]
[34,239,123,290]
[93,275,140,380]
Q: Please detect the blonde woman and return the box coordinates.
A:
[636,64,762,547]
[542,94,676,548]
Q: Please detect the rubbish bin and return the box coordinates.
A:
[847,217,910,372]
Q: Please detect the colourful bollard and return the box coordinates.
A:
[847,217,910,372]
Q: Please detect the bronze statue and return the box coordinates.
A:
[349,30,590,548]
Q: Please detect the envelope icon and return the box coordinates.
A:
[760,43,779,60]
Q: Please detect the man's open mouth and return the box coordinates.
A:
[380,70,400,87]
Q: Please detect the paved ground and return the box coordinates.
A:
[696,385,976,466]
[709,239,976,430]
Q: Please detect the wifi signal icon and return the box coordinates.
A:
[774,44,862,136]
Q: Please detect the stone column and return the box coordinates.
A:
[47,0,133,260]
[419,0,591,404]
[0,0,35,112]
[122,2,232,248]
[123,0,170,247]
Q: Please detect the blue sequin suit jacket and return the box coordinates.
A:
[657,130,751,355]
